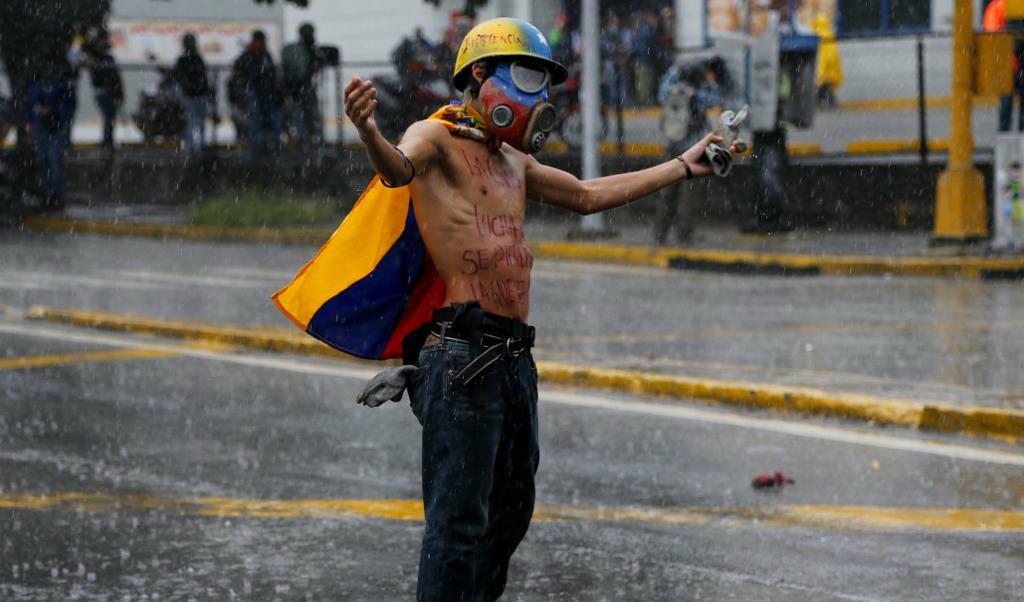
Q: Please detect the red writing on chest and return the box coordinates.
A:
[460,150,522,191]
[461,244,535,275]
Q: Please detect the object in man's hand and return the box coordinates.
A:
[356,365,418,407]
[706,104,749,177]
[751,471,795,489]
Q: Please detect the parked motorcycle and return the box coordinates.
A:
[372,39,453,142]
[132,66,185,142]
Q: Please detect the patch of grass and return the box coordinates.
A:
[192,193,340,229]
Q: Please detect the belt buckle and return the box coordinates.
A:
[506,337,523,358]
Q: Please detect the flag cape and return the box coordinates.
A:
[272,104,493,360]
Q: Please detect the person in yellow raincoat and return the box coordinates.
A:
[813,13,843,109]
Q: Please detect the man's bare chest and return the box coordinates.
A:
[445,142,526,216]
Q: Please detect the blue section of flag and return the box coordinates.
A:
[306,205,426,359]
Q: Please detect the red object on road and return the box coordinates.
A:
[751,471,795,489]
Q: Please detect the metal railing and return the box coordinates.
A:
[1,60,395,150]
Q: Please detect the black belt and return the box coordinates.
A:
[429,303,535,388]
[431,305,535,344]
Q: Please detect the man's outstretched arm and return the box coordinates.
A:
[525,133,739,215]
[345,76,446,185]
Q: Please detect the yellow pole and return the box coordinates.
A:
[934,0,988,241]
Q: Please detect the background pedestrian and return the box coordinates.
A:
[174,32,211,157]
[282,23,324,152]
[83,30,123,152]
[27,46,76,211]
[232,30,282,159]
[813,13,843,110]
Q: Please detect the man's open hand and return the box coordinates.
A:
[679,132,745,179]
[345,76,379,140]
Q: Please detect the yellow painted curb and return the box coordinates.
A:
[541,141,821,157]
[847,138,949,155]
[786,142,823,156]
[532,240,1024,279]
[531,240,676,268]
[24,218,1024,279]
[24,305,1024,443]
[535,362,924,426]
[919,404,1024,440]
[839,95,1001,112]
[25,305,335,358]
[540,141,669,157]
[22,217,331,245]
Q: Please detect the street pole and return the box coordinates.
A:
[336,51,345,149]
[675,0,707,48]
[916,35,928,167]
[934,0,987,242]
[577,0,606,235]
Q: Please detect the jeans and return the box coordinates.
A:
[634,61,656,105]
[409,339,540,602]
[95,92,119,149]
[248,94,282,159]
[289,88,322,150]
[655,139,698,244]
[184,96,207,155]
[999,93,1024,132]
[603,65,630,108]
[35,121,70,202]
[750,128,788,225]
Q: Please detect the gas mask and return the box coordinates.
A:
[477,61,557,154]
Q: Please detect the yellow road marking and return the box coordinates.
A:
[2,492,1022,532]
[0,348,177,371]
[767,505,1024,532]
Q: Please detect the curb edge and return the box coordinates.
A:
[24,305,1023,443]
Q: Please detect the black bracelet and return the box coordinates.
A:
[675,155,693,180]
[380,145,416,188]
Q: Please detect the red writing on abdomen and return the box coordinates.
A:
[474,205,523,240]
[469,279,529,304]
[461,244,534,275]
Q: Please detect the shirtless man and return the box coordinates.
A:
[344,18,739,601]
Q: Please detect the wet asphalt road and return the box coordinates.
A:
[2,319,1024,601]
[1,231,1024,600]
[1,230,1023,407]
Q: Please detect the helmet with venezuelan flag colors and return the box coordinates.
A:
[452,18,568,91]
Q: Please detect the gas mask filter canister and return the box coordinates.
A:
[478,62,557,154]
